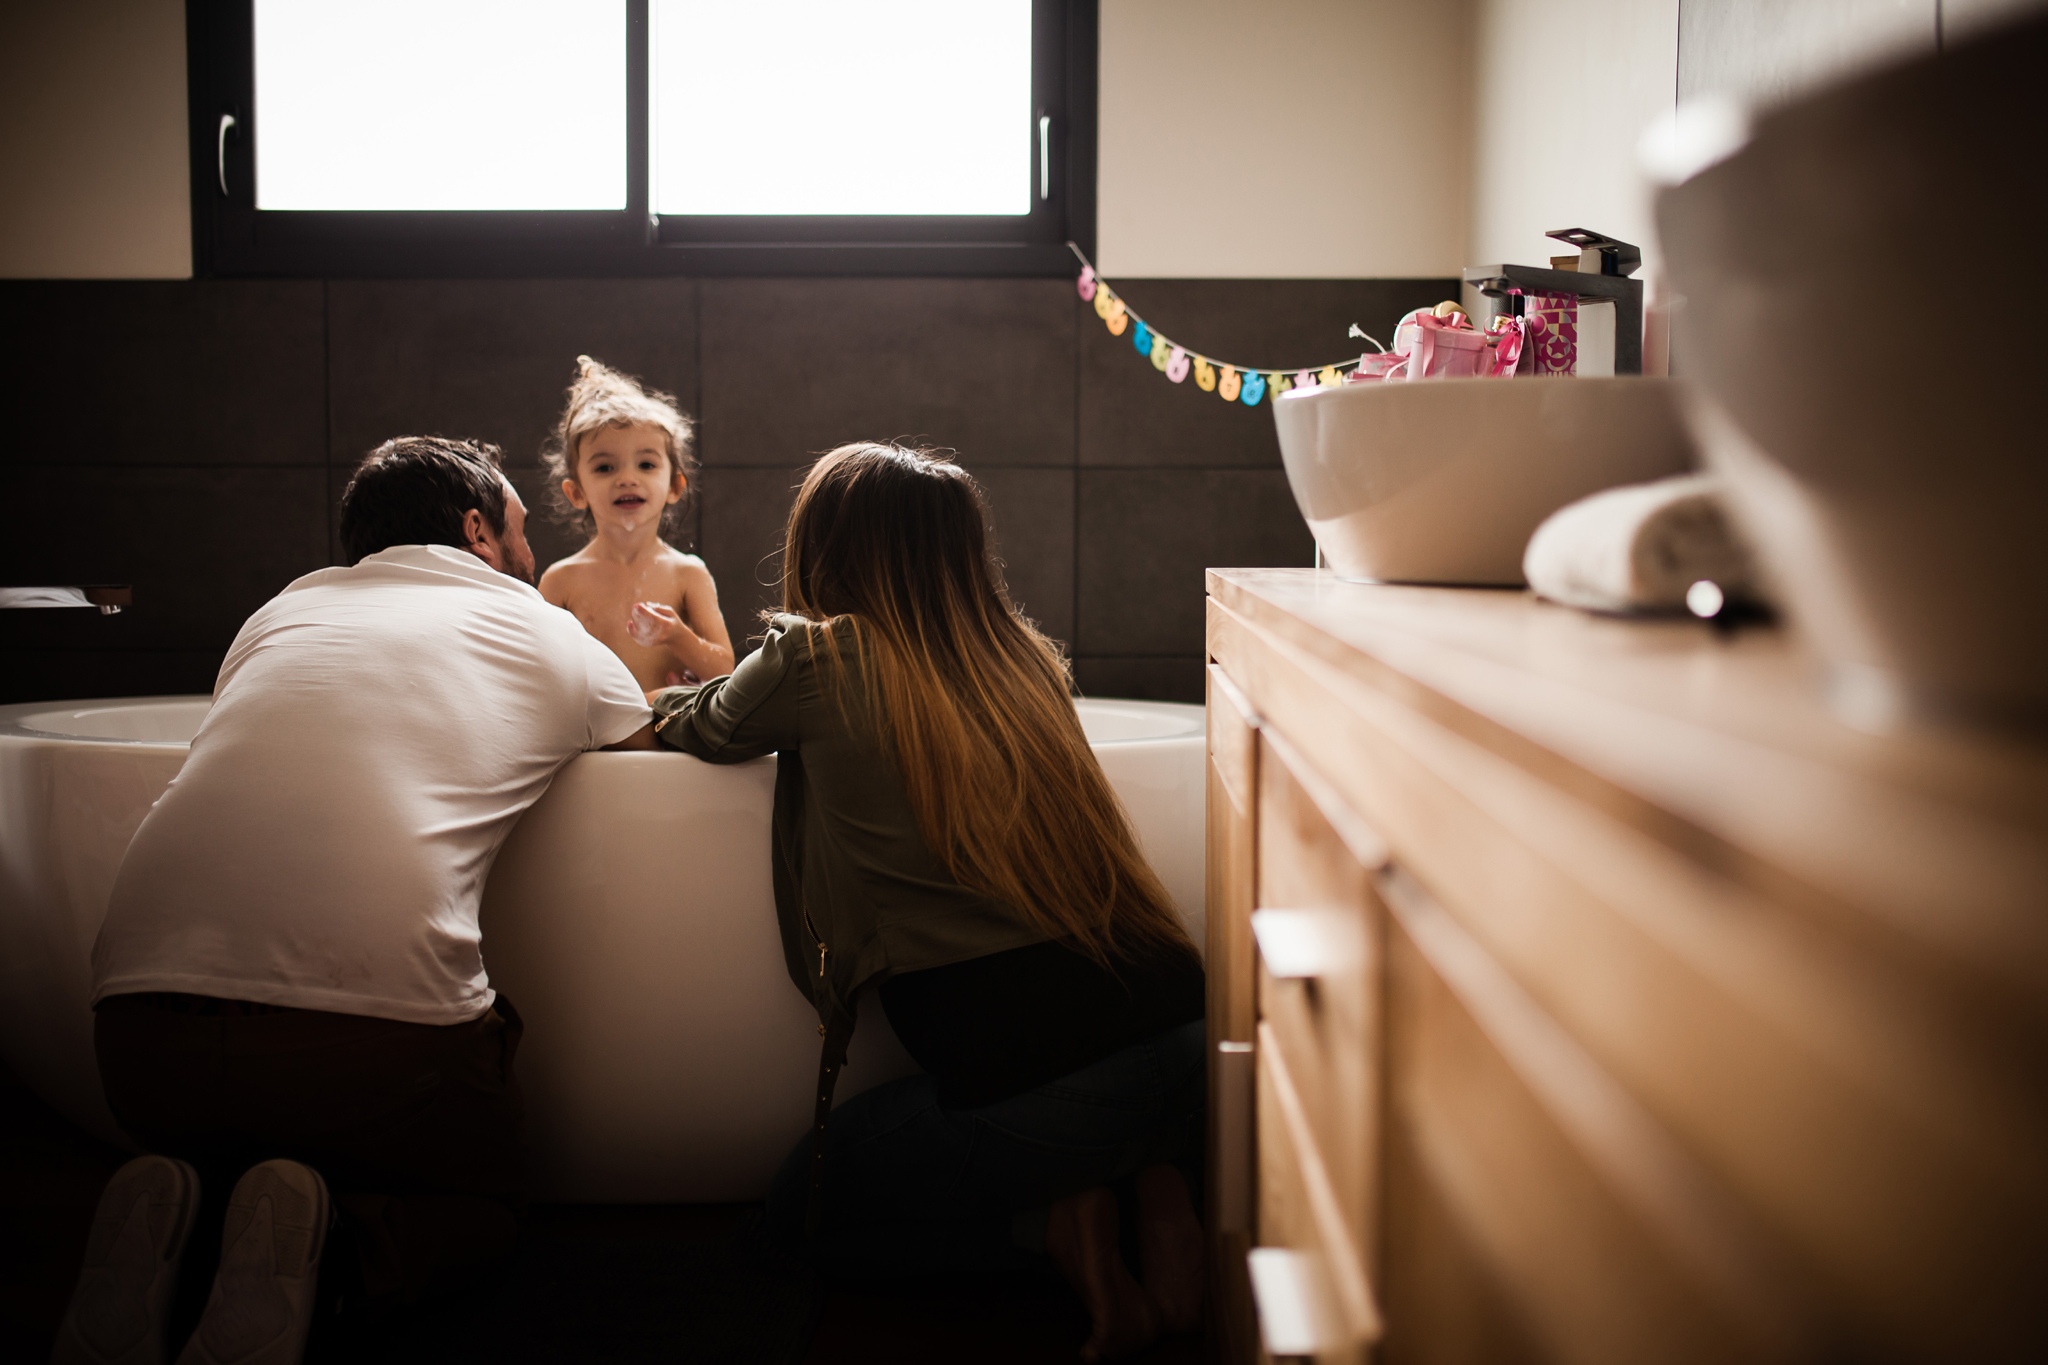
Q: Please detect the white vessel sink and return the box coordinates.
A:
[1272,377,1695,585]
[1658,19,2048,726]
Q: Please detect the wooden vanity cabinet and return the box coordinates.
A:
[1202,569,2048,1365]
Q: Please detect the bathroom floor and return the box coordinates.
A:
[0,1060,1206,1364]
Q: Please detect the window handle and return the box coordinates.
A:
[1038,114,1051,201]
[217,113,238,197]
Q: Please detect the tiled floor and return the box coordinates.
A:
[1,1060,1207,1364]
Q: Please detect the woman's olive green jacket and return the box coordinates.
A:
[649,616,1048,1035]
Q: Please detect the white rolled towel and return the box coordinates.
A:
[0,587,92,608]
[1523,473,1760,614]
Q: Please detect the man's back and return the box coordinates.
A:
[92,544,649,1024]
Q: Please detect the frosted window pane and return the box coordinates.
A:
[254,0,626,211]
[651,0,1032,216]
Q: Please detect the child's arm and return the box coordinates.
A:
[628,561,736,681]
[538,561,573,610]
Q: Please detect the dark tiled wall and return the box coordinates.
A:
[0,275,1452,705]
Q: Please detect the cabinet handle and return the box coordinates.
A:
[1214,1039,1255,1236]
[1247,1246,1337,1359]
[1252,906,1360,979]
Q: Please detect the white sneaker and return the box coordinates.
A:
[174,1161,330,1365]
[51,1154,202,1365]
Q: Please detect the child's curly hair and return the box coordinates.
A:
[541,355,697,537]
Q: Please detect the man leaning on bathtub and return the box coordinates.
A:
[49,437,655,1365]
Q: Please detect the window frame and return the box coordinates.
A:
[186,0,1096,278]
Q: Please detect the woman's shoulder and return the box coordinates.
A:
[750,615,864,690]
[745,613,829,668]
[761,612,852,649]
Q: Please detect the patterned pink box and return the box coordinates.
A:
[1522,292,1577,375]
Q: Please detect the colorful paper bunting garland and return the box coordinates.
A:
[1070,243,1366,409]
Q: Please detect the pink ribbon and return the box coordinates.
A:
[1484,316,1524,376]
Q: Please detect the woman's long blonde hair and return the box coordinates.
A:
[780,443,1194,966]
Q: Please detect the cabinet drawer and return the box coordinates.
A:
[1257,1018,1382,1365]
[1208,664,1259,1046]
[1255,725,1386,1266]
[1379,865,1803,1365]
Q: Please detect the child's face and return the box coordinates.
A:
[565,422,684,535]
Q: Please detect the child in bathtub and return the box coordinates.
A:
[539,356,735,690]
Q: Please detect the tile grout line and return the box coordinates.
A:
[322,278,337,567]
[664,466,1285,473]
[3,464,366,471]
[1072,290,1081,668]
[693,277,705,554]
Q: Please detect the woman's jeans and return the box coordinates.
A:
[765,1018,1206,1280]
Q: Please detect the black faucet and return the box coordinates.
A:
[1464,228,1645,375]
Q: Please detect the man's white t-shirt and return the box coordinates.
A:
[92,545,652,1025]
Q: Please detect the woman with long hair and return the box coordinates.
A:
[652,443,1206,1359]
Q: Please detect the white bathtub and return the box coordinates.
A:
[0,694,1205,1201]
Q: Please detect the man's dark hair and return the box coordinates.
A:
[339,436,508,566]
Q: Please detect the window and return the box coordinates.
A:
[650,1,1030,218]
[188,0,1095,276]
[252,1,627,212]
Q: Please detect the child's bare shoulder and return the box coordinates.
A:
[655,545,715,584]
[538,551,599,602]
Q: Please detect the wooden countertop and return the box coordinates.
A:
[1206,568,2048,1014]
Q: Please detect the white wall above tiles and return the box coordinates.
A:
[1465,0,2043,363]
[0,0,190,279]
[1096,0,1475,278]
[1468,0,1679,285]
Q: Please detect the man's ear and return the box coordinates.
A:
[461,507,502,569]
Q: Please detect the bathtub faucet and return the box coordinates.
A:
[0,586,132,616]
